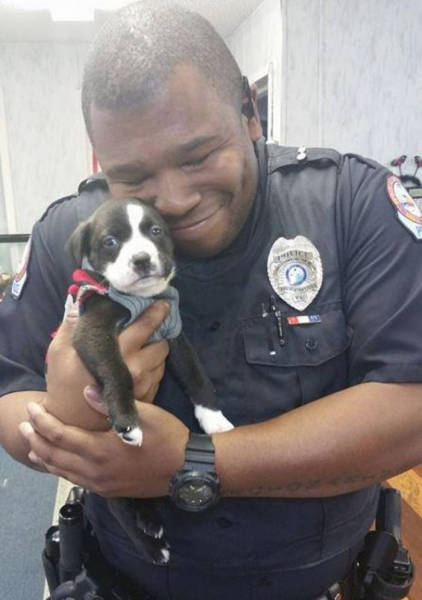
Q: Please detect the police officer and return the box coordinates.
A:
[1,3,422,599]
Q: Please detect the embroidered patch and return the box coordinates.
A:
[387,175,422,240]
[11,236,32,299]
[267,236,323,311]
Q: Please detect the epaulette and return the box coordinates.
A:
[267,144,342,173]
[77,173,109,194]
[342,152,386,171]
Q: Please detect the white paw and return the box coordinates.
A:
[152,546,170,564]
[194,406,234,434]
[118,426,143,446]
[160,548,170,564]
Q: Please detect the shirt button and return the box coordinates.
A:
[209,321,221,331]
[305,338,319,351]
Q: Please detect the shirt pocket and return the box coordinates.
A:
[240,307,351,422]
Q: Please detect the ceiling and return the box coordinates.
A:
[0,0,265,42]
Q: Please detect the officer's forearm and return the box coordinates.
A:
[0,391,48,470]
[213,382,422,498]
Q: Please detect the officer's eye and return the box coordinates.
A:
[103,235,119,248]
[183,152,210,169]
[151,226,162,237]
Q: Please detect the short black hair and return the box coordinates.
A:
[82,1,243,140]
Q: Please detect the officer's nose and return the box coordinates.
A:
[131,252,151,272]
[154,169,201,218]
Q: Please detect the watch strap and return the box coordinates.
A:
[184,432,216,473]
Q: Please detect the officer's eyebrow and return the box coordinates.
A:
[179,135,220,153]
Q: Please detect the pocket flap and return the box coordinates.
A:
[243,308,350,367]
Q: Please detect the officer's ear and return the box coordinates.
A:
[241,77,263,142]
[65,221,92,265]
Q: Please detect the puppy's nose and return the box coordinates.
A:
[131,252,151,271]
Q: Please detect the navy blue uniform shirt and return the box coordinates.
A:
[1,139,422,599]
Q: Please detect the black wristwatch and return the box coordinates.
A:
[169,432,220,512]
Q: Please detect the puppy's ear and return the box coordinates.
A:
[65,221,91,265]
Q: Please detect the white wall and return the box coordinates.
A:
[228,0,421,170]
[0,160,6,235]
[280,0,422,167]
[0,43,91,233]
[226,0,283,144]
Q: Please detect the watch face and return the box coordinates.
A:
[172,472,220,512]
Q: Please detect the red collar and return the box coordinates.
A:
[68,268,108,301]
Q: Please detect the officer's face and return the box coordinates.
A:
[89,64,260,258]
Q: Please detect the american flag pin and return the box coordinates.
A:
[287,314,321,325]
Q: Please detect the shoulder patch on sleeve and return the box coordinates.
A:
[11,236,32,299]
[387,175,422,241]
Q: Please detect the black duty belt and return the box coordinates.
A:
[43,487,413,600]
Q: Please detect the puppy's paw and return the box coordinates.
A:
[149,540,171,565]
[111,410,143,446]
[195,406,234,434]
[137,536,170,565]
[116,425,143,446]
[156,547,170,565]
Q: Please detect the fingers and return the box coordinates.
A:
[84,361,164,408]
[45,295,93,388]
[49,294,80,349]
[126,342,168,395]
[125,339,169,374]
[19,420,87,479]
[119,300,170,353]
[18,401,145,497]
[18,402,114,491]
[21,402,98,455]
[54,298,170,356]
[18,400,188,499]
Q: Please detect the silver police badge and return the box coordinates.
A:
[267,236,323,311]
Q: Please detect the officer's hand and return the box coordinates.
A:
[44,299,170,430]
[19,401,188,498]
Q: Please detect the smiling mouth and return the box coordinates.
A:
[170,206,222,236]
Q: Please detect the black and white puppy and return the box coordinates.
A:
[65,197,233,563]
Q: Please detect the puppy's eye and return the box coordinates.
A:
[151,226,162,236]
[103,235,119,248]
